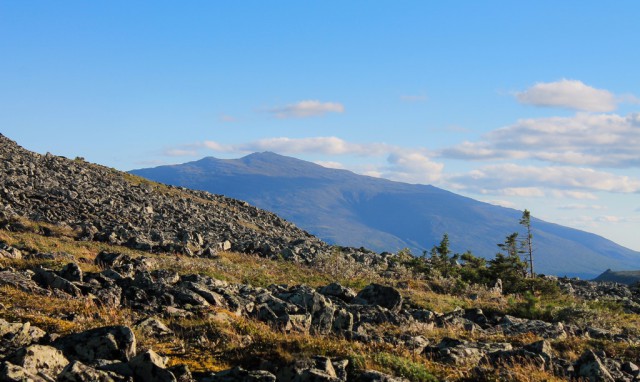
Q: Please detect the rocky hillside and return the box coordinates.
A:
[0,134,383,266]
[2,134,640,382]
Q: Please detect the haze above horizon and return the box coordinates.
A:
[1,1,639,251]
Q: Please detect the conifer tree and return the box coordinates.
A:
[520,209,534,278]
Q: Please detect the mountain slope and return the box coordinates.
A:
[132,152,640,278]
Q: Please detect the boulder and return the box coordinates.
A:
[318,283,356,303]
[0,319,46,354]
[574,350,615,382]
[353,284,402,312]
[203,366,276,382]
[134,317,174,339]
[355,370,409,382]
[0,269,51,296]
[497,315,567,340]
[277,287,335,334]
[59,263,83,282]
[0,361,48,382]
[33,267,82,297]
[276,356,342,382]
[7,344,69,378]
[53,326,136,363]
[128,350,176,382]
[0,242,22,259]
[58,360,128,382]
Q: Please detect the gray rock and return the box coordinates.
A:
[33,267,82,297]
[134,317,174,339]
[53,326,136,363]
[0,319,46,354]
[128,350,176,382]
[0,269,51,296]
[355,370,409,382]
[574,350,615,382]
[204,367,276,382]
[497,315,567,340]
[279,314,313,333]
[276,357,341,382]
[0,361,49,382]
[0,242,22,259]
[7,344,69,379]
[278,287,336,334]
[622,361,639,376]
[332,309,354,333]
[58,360,129,382]
[59,263,83,282]
[318,283,356,303]
[353,284,402,312]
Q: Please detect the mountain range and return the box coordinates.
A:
[131,152,640,278]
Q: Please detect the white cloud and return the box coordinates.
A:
[550,190,598,200]
[441,112,640,168]
[486,200,517,208]
[515,79,616,112]
[200,136,396,157]
[558,204,607,210]
[267,100,344,118]
[314,161,345,169]
[400,94,427,102]
[492,187,546,197]
[166,136,445,185]
[163,149,198,157]
[448,164,640,194]
[382,152,444,183]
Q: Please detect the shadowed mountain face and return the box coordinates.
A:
[132,152,640,278]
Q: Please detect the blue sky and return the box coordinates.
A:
[2,1,639,251]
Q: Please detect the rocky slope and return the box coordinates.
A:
[2,233,640,381]
[2,134,640,381]
[0,134,383,266]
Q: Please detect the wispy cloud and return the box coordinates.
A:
[441,112,640,168]
[400,93,427,102]
[314,161,345,169]
[219,114,237,122]
[267,100,345,119]
[515,79,617,112]
[447,164,640,194]
[486,200,517,208]
[558,204,607,210]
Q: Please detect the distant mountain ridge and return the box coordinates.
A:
[131,152,640,278]
[593,269,640,285]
